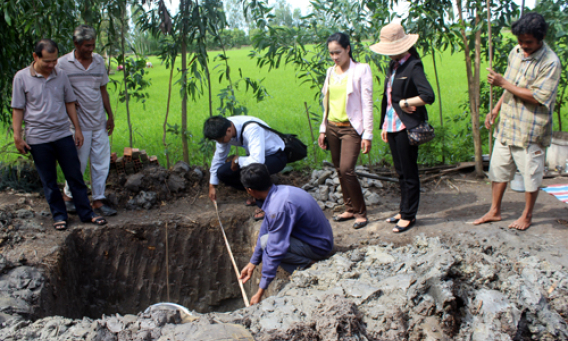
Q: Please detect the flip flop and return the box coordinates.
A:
[352,220,368,229]
[333,214,355,222]
[90,216,108,226]
[385,214,401,223]
[94,204,117,216]
[393,219,416,233]
[53,220,67,231]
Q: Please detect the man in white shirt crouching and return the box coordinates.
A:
[203,115,287,220]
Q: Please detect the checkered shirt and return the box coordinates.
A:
[495,43,561,147]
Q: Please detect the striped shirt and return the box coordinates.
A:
[495,43,561,147]
[382,54,410,132]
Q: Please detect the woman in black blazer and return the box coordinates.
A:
[370,22,435,233]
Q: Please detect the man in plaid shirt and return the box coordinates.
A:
[475,13,561,230]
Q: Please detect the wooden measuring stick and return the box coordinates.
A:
[213,201,250,307]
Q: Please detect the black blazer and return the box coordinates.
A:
[380,55,435,130]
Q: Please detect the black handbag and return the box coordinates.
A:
[407,121,435,146]
[240,121,308,163]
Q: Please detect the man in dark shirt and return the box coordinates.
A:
[238,163,334,305]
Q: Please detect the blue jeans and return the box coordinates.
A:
[260,235,329,273]
[29,136,94,223]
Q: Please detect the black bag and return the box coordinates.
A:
[407,121,435,146]
[241,121,307,163]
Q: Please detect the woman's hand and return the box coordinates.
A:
[361,139,371,154]
[381,130,388,143]
[318,133,327,150]
[399,99,416,114]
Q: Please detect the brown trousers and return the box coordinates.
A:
[326,123,367,219]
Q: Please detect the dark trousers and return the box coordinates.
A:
[217,150,287,191]
[387,129,419,220]
[260,235,328,273]
[326,123,366,219]
[29,136,94,223]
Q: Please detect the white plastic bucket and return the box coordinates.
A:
[510,172,525,192]
[546,131,568,169]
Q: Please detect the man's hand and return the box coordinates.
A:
[106,117,115,136]
[250,289,265,305]
[239,263,256,284]
[14,137,31,154]
[381,130,388,143]
[361,139,371,154]
[399,99,416,114]
[230,155,240,171]
[75,129,84,148]
[318,133,327,150]
[487,68,506,87]
[208,184,217,202]
[485,108,499,129]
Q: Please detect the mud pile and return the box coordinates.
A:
[1,236,566,340]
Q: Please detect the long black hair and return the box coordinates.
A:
[327,32,355,62]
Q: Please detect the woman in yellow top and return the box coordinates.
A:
[318,32,374,229]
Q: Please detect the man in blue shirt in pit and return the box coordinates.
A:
[239,163,334,305]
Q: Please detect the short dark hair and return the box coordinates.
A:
[203,115,231,140]
[240,163,272,191]
[34,39,58,58]
[511,12,548,41]
[73,24,96,45]
[327,32,355,61]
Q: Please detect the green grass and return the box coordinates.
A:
[3,44,568,172]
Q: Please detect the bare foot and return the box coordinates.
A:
[473,211,501,225]
[509,216,531,230]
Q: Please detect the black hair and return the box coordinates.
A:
[408,46,421,60]
[511,12,548,41]
[34,39,58,58]
[240,163,272,191]
[203,115,231,140]
[327,32,355,62]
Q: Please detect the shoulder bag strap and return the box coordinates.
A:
[240,120,284,145]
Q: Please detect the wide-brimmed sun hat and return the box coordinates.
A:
[369,22,419,56]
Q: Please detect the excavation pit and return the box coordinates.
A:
[48,213,256,319]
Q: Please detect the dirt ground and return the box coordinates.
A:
[2,171,567,272]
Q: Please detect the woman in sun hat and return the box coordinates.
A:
[370,22,435,233]
[318,32,373,230]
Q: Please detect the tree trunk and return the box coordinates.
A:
[472,12,484,176]
[556,84,566,131]
[181,0,189,164]
[487,0,494,156]
[456,0,484,177]
[163,55,176,169]
[431,49,445,164]
[121,2,133,148]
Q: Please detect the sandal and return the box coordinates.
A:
[393,219,416,233]
[90,216,108,226]
[253,208,265,221]
[333,213,355,222]
[352,220,368,230]
[385,214,401,224]
[53,220,67,231]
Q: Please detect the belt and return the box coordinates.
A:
[328,121,351,127]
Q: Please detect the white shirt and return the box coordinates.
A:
[209,116,285,185]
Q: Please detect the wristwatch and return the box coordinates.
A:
[404,99,409,108]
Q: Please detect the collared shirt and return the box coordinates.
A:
[209,116,285,185]
[56,51,110,131]
[495,43,561,147]
[383,53,410,132]
[250,185,334,289]
[11,63,77,145]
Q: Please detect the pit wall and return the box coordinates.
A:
[46,210,256,319]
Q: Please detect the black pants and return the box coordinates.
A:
[29,136,95,223]
[387,130,419,220]
[217,150,287,191]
